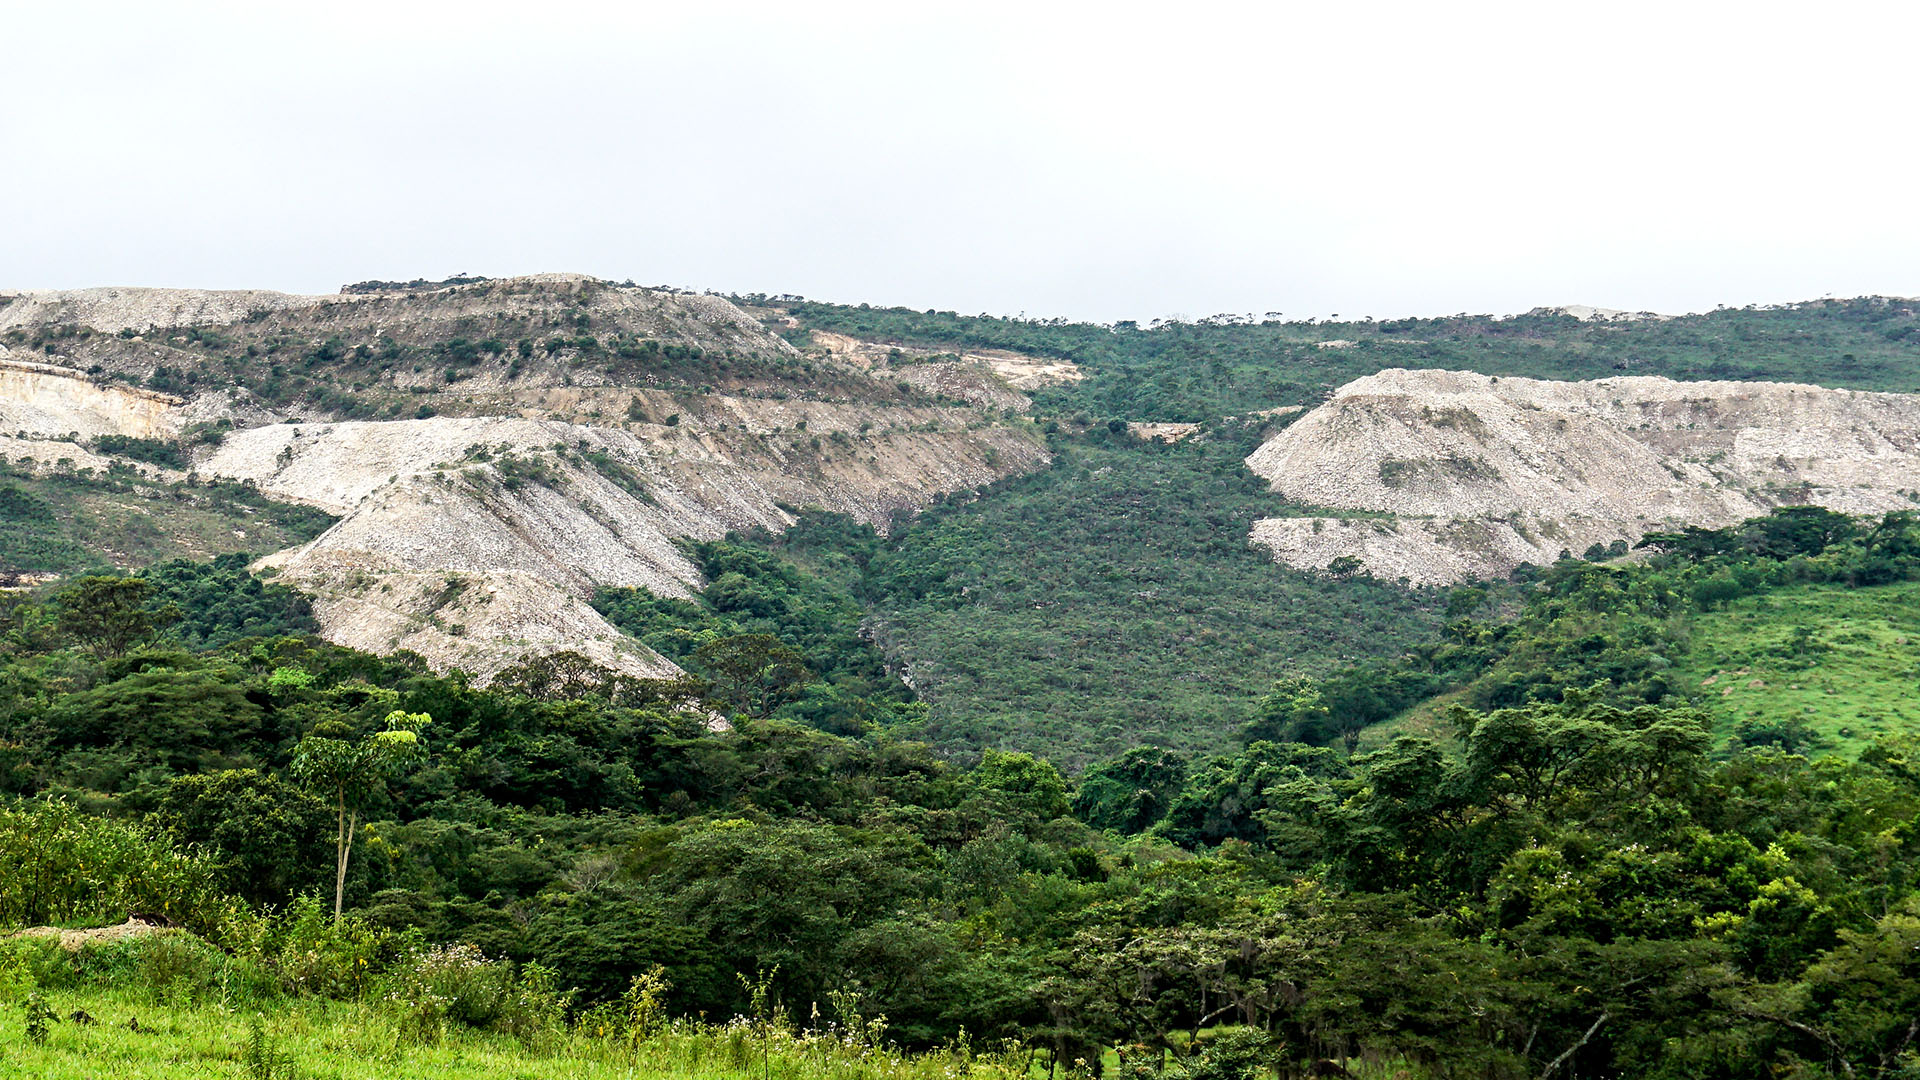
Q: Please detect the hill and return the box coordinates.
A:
[6,280,1920,759]
[1245,369,1920,583]
[0,276,1047,681]
[770,294,1920,422]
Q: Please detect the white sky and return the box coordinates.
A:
[4,0,1916,322]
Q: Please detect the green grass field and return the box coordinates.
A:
[1355,580,1920,761]
[2,986,1025,1080]
[1672,580,1920,756]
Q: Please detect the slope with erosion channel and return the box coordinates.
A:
[0,276,1050,680]
[1247,369,1920,584]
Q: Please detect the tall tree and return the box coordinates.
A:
[291,709,430,919]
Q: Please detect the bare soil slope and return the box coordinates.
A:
[1248,369,1920,583]
[0,276,1048,680]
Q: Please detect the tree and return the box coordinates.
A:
[155,769,331,906]
[291,710,431,919]
[693,634,810,718]
[1073,747,1187,833]
[965,748,1070,822]
[53,575,176,657]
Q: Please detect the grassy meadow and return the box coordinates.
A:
[1672,579,1920,756]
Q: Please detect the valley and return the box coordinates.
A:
[4,280,1920,1079]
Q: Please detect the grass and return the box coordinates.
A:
[1357,580,1920,761]
[3,987,1022,1080]
[1670,579,1920,756]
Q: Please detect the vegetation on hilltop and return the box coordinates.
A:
[778,296,1920,421]
[0,278,949,422]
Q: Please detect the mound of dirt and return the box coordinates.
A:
[12,918,173,951]
[1247,369,1920,583]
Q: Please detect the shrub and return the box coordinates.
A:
[0,798,227,931]
[390,942,570,1047]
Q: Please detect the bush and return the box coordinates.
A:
[390,942,570,1047]
[90,435,185,470]
[260,896,394,1000]
[0,798,227,931]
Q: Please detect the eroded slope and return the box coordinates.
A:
[1249,369,1920,583]
[0,275,1049,679]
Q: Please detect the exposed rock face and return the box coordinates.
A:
[0,275,1049,680]
[807,329,1082,411]
[1248,369,1920,584]
[0,353,181,439]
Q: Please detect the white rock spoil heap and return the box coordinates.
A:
[1247,369,1920,585]
[0,275,1052,682]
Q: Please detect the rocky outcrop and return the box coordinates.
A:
[0,352,181,439]
[1248,369,1920,584]
[225,408,1044,681]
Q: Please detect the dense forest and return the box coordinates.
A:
[6,504,1920,1077]
[591,423,1444,767]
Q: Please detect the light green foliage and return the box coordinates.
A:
[391,942,569,1047]
[966,749,1070,822]
[292,710,430,918]
[0,986,1038,1080]
[0,798,226,930]
[1671,579,1920,755]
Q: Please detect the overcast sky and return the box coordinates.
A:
[4,1,1916,323]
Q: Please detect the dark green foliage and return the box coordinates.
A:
[0,457,336,575]
[54,575,174,657]
[141,554,320,649]
[89,435,186,469]
[850,430,1444,765]
[155,769,331,905]
[0,482,54,523]
[4,552,1920,1077]
[594,534,912,733]
[1071,746,1186,834]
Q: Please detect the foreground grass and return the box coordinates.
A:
[1672,579,1920,755]
[3,988,1007,1080]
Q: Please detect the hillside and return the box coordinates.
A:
[830,428,1442,767]
[774,294,1920,422]
[1672,579,1920,756]
[8,286,1920,1079]
[7,280,1920,753]
[0,275,1048,680]
[1244,369,1920,583]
